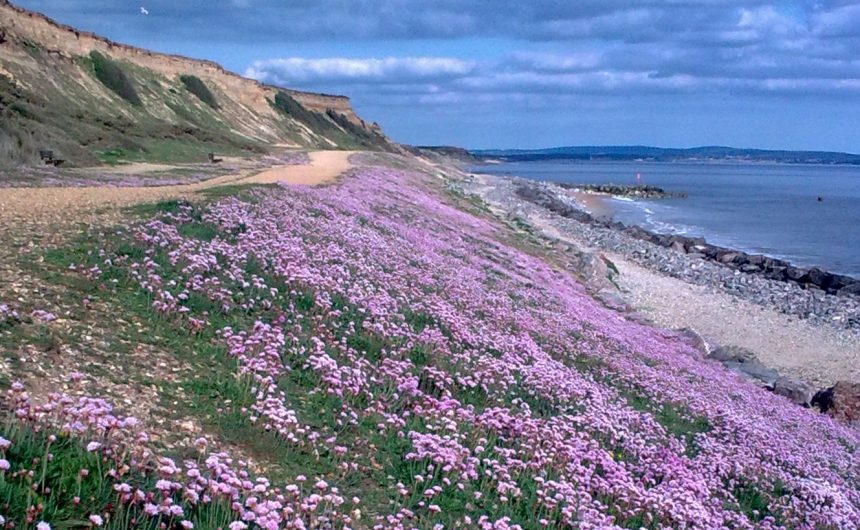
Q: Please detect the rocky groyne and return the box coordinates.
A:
[559,183,688,199]
[515,183,860,299]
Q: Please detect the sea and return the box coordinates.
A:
[470,160,860,278]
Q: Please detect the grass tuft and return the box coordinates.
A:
[88,51,142,106]
[180,75,219,109]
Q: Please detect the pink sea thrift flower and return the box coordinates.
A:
[0,459,9,470]
[89,514,103,526]
[37,522,51,530]
[31,309,57,322]
[86,441,101,452]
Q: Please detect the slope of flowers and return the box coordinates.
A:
[1,380,355,529]
[5,161,859,529]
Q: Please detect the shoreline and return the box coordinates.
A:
[569,190,616,220]
[529,183,860,296]
[460,171,860,392]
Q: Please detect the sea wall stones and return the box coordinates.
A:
[514,182,860,298]
[558,183,688,199]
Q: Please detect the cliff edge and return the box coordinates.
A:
[0,1,396,166]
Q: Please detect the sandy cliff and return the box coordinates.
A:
[0,1,394,165]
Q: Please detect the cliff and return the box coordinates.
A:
[0,1,396,166]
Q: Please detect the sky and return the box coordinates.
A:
[13,1,860,152]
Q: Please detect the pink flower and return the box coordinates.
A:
[86,442,101,452]
[89,514,104,526]
[180,521,194,529]
[31,309,57,322]
[0,436,11,450]
[0,459,9,470]
[229,523,248,530]
[37,522,51,530]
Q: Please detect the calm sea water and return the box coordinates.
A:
[471,160,860,277]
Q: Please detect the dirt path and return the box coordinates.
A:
[0,150,354,225]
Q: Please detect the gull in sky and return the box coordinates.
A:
[140,6,149,15]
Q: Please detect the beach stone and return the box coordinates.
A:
[807,267,830,288]
[670,241,686,253]
[839,283,860,297]
[708,345,758,363]
[773,376,815,407]
[719,252,740,264]
[812,381,860,423]
[686,252,706,260]
[766,267,788,281]
[786,267,810,282]
[595,290,630,312]
[675,327,719,356]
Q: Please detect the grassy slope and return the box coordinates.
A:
[0,40,392,167]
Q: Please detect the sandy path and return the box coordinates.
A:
[611,253,860,386]
[0,151,354,225]
[88,163,178,175]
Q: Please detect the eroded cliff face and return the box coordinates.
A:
[0,1,395,165]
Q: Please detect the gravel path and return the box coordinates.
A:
[0,150,353,226]
[0,150,354,260]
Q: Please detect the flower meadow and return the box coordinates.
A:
[2,162,859,529]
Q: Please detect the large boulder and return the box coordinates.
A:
[773,376,816,407]
[839,283,860,297]
[785,267,810,283]
[719,252,740,264]
[807,267,831,289]
[675,327,720,356]
[812,381,860,423]
[724,360,780,389]
[708,345,758,363]
[709,345,779,389]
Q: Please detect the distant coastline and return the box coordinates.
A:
[470,145,860,166]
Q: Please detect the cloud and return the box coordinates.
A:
[12,0,860,149]
[245,57,476,86]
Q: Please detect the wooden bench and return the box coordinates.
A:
[39,150,64,167]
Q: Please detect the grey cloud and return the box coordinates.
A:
[14,0,860,105]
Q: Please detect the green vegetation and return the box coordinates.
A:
[326,109,388,149]
[0,421,248,529]
[271,91,335,135]
[88,51,142,106]
[180,75,219,109]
